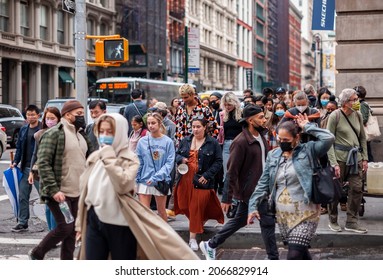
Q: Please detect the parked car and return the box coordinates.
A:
[106,104,126,115]
[0,124,7,158]
[0,104,26,148]
[44,98,109,125]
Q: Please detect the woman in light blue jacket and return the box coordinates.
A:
[247,114,334,260]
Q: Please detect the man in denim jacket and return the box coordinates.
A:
[11,105,42,232]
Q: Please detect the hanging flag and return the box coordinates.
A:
[312,0,335,31]
[2,167,22,219]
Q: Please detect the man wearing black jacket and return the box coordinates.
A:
[199,105,279,260]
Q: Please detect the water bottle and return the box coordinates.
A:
[59,201,74,224]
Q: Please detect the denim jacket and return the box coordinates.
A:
[13,122,42,171]
[248,123,335,213]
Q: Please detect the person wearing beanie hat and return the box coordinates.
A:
[200,104,280,261]
[209,92,222,124]
[61,100,84,116]
[28,99,94,260]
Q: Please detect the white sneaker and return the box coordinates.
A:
[189,239,199,251]
[199,240,216,260]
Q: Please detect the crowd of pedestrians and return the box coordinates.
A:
[9,82,375,260]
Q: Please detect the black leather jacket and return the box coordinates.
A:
[176,135,223,189]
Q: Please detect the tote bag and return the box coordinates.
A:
[365,112,381,141]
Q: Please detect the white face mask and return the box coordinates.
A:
[296,106,308,113]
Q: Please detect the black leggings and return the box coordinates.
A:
[287,244,312,260]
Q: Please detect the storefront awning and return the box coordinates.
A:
[59,70,74,84]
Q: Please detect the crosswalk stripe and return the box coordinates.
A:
[0,237,41,245]
[0,195,9,202]
[0,255,29,260]
[0,160,11,164]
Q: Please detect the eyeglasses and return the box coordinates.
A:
[349,98,359,102]
[192,115,204,121]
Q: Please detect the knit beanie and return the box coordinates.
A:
[61,100,84,116]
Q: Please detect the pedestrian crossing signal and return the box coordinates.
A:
[103,38,129,62]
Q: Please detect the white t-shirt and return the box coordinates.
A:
[254,134,266,170]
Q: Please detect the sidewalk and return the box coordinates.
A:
[167,196,383,249]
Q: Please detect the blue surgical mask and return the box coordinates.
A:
[321,100,330,107]
[98,135,114,146]
[275,110,285,117]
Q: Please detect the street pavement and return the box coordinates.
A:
[168,195,383,250]
[1,148,383,260]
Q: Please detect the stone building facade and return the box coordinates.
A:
[0,0,115,111]
[336,0,383,161]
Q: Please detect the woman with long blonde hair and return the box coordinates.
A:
[217,92,242,183]
[136,112,175,221]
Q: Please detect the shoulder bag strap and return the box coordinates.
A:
[340,110,362,147]
[133,102,143,117]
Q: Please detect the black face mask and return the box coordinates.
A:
[210,101,220,110]
[73,115,86,130]
[280,142,294,152]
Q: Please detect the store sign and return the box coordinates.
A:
[188,28,200,73]
[312,0,335,31]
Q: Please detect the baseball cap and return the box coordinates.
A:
[275,87,286,94]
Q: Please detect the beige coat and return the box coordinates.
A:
[76,147,199,260]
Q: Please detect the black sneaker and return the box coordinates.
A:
[11,224,28,233]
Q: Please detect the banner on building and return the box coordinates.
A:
[312,0,335,31]
[188,28,200,73]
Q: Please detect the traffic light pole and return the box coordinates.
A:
[75,0,88,122]
[184,26,188,84]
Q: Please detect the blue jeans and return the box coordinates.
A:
[18,168,39,226]
[45,205,57,231]
[222,140,233,182]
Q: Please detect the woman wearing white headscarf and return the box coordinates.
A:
[76,113,198,260]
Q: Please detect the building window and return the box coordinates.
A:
[0,0,9,32]
[203,3,212,23]
[100,0,108,8]
[216,62,220,81]
[20,1,30,36]
[40,5,49,40]
[87,19,94,50]
[100,22,108,35]
[57,10,65,44]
